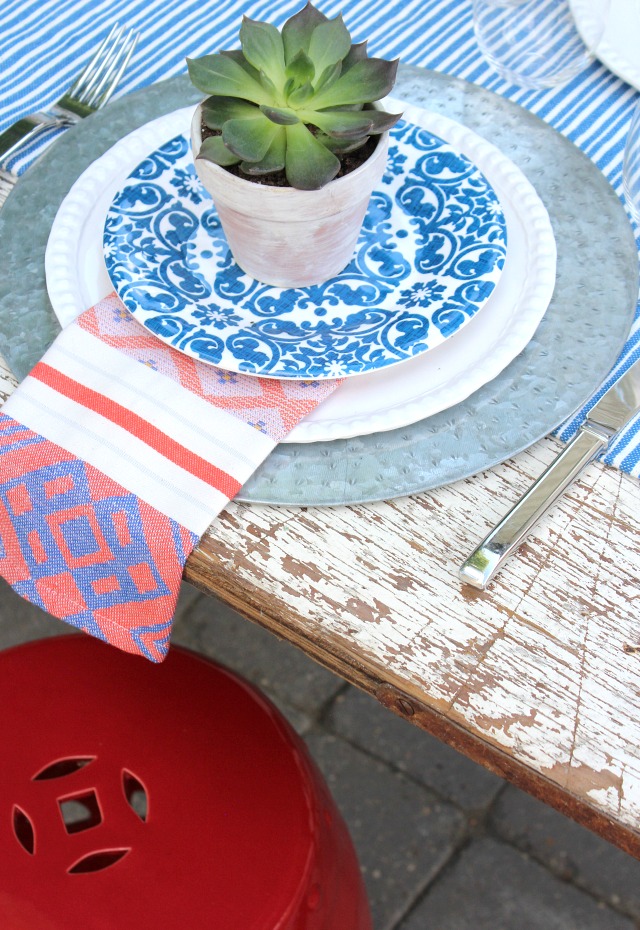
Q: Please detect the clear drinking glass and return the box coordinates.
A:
[623,100,640,226]
[473,0,606,91]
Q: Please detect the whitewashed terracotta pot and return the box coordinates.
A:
[190,103,390,288]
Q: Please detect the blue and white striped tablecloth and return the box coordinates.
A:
[2,0,639,476]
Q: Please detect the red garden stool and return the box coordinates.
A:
[0,635,372,930]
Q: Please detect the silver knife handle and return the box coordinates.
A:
[459,423,611,589]
[0,119,60,179]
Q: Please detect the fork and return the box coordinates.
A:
[0,24,138,181]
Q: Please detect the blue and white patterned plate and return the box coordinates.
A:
[103,116,507,379]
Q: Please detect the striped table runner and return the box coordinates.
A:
[1,0,639,476]
[0,295,339,660]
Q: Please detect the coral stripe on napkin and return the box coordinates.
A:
[0,294,340,661]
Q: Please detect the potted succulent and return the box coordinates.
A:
[187,2,401,287]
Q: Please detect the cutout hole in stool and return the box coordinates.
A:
[122,769,148,822]
[12,806,35,854]
[33,757,96,781]
[58,790,102,834]
[67,848,131,875]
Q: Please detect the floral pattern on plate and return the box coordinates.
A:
[103,119,507,379]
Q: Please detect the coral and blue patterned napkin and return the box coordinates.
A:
[0,294,339,661]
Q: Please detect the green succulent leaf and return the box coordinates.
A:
[260,105,300,125]
[222,113,280,162]
[296,106,400,141]
[286,80,315,107]
[240,127,286,174]
[240,17,286,90]
[187,54,271,105]
[219,48,262,82]
[258,69,279,99]
[197,134,241,166]
[328,103,365,111]
[308,57,399,108]
[297,107,374,138]
[202,96,260,130]
[284,122,340,190]
[307,16,351,77]
[342,40,368,70]
[316,132,368,154]
[313,61,342,95]
[285,49,315,85]
[311,107,402,136]
[365,108,403,133]
[281,1,328,61]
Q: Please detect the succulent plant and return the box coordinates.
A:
[187,2,401,190]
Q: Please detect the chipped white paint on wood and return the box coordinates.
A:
[0,353,17,401]
[192,441,640,841]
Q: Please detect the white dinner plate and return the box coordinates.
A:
[45,101,556,443]
[570,0,640,90]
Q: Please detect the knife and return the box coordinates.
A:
[459,358,640,589]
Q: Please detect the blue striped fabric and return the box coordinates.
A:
[2,0,639,477]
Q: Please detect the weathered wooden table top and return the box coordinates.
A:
[185,436,640,859]
[1,167,639,855]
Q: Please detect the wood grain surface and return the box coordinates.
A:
[186,438,640,858]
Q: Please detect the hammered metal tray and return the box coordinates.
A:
[0,66,636,505]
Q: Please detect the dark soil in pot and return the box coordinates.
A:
[200,119,379,188]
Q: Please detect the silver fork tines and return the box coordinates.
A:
[0,23,139,181]
[68,25,138,110]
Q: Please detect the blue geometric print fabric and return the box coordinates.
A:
[0,414,197,662]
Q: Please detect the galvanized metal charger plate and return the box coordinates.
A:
[0,67,637,506]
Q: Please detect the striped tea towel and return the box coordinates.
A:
[0,294,340,662]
